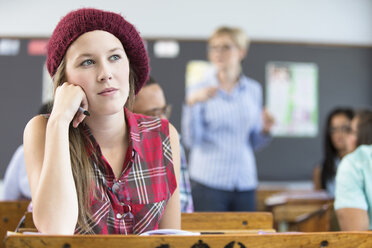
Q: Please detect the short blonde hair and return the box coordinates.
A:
[209,26,250,51]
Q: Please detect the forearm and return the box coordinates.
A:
[337,208,369,231]
[33,118,78,234]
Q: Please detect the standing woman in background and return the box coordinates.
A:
[182,27,273,211]
[23,8,180,235]
[313,108,354,197]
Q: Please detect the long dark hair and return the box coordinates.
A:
[356,109,372,147]
[321,108,354,189]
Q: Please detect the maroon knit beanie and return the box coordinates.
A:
[46,8,149,94]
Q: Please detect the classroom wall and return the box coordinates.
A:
[0,0,371,45]
[0,1,371,181]
[0,38,371,181]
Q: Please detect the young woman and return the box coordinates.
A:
[335,109,372,231]
[182,27,273,211]
[313,108,354,197]
[23,8,180,235]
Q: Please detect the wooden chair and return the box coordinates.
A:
[4,232,372,248]
[265,190,333,232]
[273,203,332,232]
[13,211,36,234]
[256,188,284,211]
[181,212,274,232]
[0,201,30,248]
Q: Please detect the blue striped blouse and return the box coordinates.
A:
[182,74,271,191]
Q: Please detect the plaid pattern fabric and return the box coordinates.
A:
[76,108,177,234]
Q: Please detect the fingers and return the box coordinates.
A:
[186,86,218,105]
[72,111,87,128]
[206,86,218,97]
[53,82,89,127]
[262,108,275,134]
[201,86,217,101]
[263,108,274,123]
[73,92,89,128]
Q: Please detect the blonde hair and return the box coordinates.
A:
[209,26,250,51]
[52,57,136,233]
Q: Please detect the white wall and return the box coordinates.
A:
[0,0,371,45]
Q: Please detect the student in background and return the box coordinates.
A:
[182,26,273,211]
[313,108,354,197]
[2,102,51,200]
[23,8,180,235]
[335,109,372,231]
[346,109,372,153]
[132,77,194,213]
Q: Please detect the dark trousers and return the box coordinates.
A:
[191,180,256,212]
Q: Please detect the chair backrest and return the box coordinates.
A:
[4,232,372,248]
[273,203,333,232]
[22,211,35,229]
[295,203,332,232]
[181,212,273,230]
[0,201,30,248]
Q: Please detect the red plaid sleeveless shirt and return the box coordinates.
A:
[75,108,177,234]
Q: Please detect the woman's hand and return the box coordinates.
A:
[262,108,274,135]
[51,82,89,128]
[186,86,218,106]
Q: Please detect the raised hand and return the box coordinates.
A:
[262,108,274,134]
[186,86,218,106]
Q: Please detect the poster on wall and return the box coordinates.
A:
[266,61,318,137]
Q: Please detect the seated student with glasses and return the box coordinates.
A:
[313,108,354,197]
[335,109,372,231]
[133,77,194,213]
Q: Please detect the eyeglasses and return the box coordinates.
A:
[208,44,237,53]
[329,125,351,134]
[144,104,172,119]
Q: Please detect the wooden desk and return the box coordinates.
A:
[181,212,273,230]
[5,232,372,248]
[265,190,332,208]
[0,201,30,248]
[256,181,314,211]
[22,211,274,231]
[256,189,284,211]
